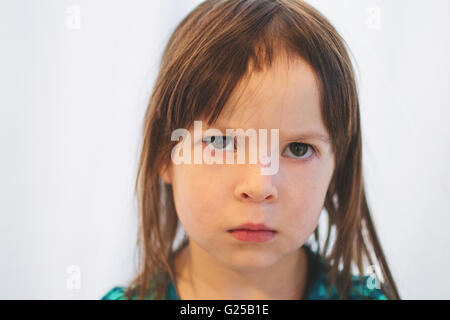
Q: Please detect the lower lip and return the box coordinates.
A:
[228,230,276,242]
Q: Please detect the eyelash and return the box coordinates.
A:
[282,142,317,161]
[202,136,317,161]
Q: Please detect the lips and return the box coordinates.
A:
[228,222,276,232]
[229,229,275,242]
[227,223,276,243]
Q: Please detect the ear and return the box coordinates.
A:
[159,164,172,185]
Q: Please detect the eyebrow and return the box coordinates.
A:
[282,132,331,144]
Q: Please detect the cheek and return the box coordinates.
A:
[281,186,320,239]
[280,161,333,238]
[171,164,226,236]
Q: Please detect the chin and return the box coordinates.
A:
[223,252,278,271]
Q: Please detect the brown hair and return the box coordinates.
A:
[124,0,400,300]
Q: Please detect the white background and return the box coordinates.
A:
[0,0,449,299]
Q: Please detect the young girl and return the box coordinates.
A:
[102,0,400,300]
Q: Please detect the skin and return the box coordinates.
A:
[160,55,335,300]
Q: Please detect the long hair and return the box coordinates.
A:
[125,0,400,300]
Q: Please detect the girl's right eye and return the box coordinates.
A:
[202,136,235,152]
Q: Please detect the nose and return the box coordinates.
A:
[233,163,278,203]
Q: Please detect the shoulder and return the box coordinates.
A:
[347,275,389,300]
[304,246,389,300]
[100,284,170,300]
[308,273,388,300]
[101,286,129,300]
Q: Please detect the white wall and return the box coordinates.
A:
[0,0,448,299]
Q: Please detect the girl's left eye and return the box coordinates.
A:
[282,142,316,160]
[202,136,235,152]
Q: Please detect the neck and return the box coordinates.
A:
[173,241,309,300]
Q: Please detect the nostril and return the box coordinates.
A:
[242,193,249,199]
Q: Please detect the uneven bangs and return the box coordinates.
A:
[155,0,354,161]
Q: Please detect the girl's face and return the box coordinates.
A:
[161,56,335,272]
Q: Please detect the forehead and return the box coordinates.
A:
[212,56,325,135]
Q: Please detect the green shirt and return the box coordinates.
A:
[102,244,388,300]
